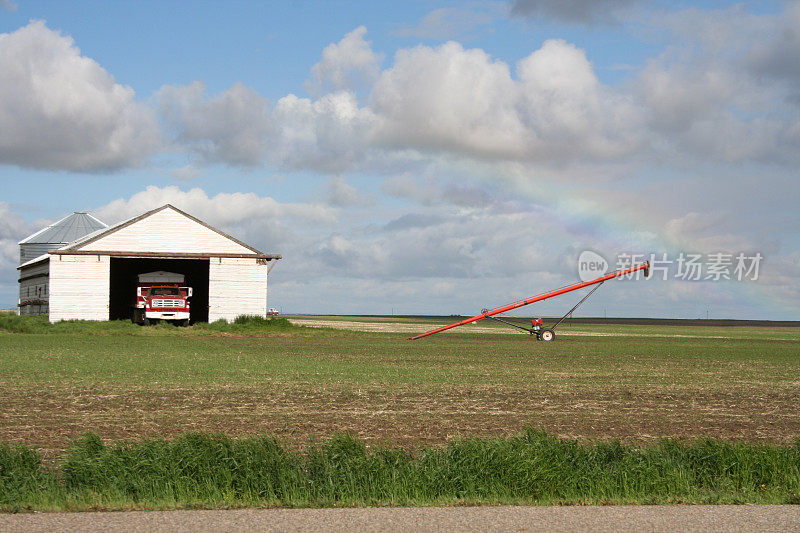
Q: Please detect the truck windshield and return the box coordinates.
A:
[151,287,180,296]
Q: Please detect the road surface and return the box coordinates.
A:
[2,505,799,532]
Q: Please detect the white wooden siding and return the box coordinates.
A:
[79,208,254,255]
[49,255,110,322]
[208,257,268,322]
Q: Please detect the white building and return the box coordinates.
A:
[17,204,281,323]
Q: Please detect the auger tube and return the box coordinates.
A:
[409,261,649,340]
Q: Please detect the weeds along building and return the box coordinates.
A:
[17,204,281,323]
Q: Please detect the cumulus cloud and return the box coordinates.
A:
[382,174,496,208]
[0,203,29,243]
[745,3,800,96]
[95,185,334,229]
[0,203,32,305]
[372,39,640,162]
[169,164,204,181]
[510,0,640,25]
[306,26,382,96]
[153,16,798,174]
[662,212,759,253]
[271,91,376,172]
[157,31,641,173]
[372,42,525,159]
[93,185,337,259]
[157,81,272,167]
[0,21,159,171]
[312,210,549,280]
[636,6,800,164]
[157,81,375,172]
[516,39,642,159]
[324,177,374,207]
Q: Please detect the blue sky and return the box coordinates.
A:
[1,0,798,319]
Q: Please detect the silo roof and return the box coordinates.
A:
[18,212,107,245]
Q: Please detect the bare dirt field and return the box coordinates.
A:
[1,317,799,458]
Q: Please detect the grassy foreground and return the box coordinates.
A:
[2,429,799,511]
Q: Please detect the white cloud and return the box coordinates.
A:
[306,26,383,96]
[744,3,800,94]
[157,81,272,167]
[372,39,640,162]
[169,164,204,181]
[0,21,159,171]
[663,212,758,253]
[96,185,334,227]
[372,42,525,159]
[271,90,376,172]
[0,202,29,243]
[0,203,32,306]
[516,39,642,159]
[636,5,800,164]
[152,17,797,175]
[382,174,496,208]
[324,177,374,207]
[158,81,375,172]
[94,185,337,255]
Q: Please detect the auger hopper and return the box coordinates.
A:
[410,261,650,342]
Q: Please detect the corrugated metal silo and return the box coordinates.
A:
[18,212,107,264]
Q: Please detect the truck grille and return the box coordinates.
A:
[151,299,185,308]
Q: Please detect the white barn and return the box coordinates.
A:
[17,204,281,323]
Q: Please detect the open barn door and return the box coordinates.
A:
[109,258,210,323]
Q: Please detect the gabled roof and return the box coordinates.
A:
[55,204,279,259]
[19,212,107,245]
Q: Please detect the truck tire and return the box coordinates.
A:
[142,317,151,326]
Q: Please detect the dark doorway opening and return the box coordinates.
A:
[109,258,210,323]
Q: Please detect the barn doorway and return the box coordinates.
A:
[109,258,210,323]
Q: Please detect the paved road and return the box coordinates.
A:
[2,505,799,532]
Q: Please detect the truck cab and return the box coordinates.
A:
[133,271,192,326]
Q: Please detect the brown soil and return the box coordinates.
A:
[3,382,798,460]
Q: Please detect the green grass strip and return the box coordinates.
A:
[3,430,800,511]
[0,313,296,335]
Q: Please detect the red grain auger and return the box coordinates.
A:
[410,261,650,342]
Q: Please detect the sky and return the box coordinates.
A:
[1,0,798,320]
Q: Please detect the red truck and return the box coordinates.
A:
[133,271,192,326]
